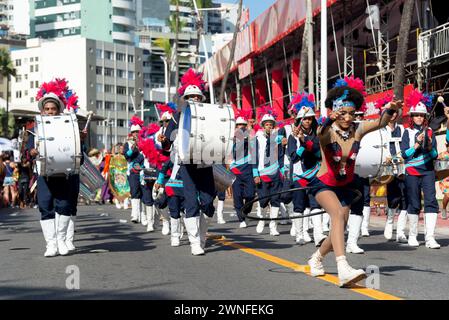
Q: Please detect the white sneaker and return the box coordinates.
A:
[295,235,305,245]
[425,238,441,249]
[114,199,121,209]
[256,221,265,234]
[308,250,325,277]
[239,221,247,228]
[336,256,366,288]
[396,233,408,243]
[303,231,312,243]
[290,223,296,237]
[346,243,365,254]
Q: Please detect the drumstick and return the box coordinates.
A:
[83,111,94,132]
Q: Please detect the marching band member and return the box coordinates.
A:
[159,68,215,256]
[230,109,256,228]
[155,157,184,247]
[138,120,171,234]
[401,90,445,249]
[377,95,409,242]
[287,93,326,246]
[306,76,401,287]
[124,116,145,224]
[253,106,284,236]
[29,79,84,257]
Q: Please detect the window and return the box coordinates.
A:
[117,69,125,78]
[128,87,134,96]
[104,68,114,77]
[24,90,28,96]
[35,65,39,72]
[116,86,126,95]
[128,71,134,80]
[116,53,125,61]
[96,66,102,75]
[30,65,34,72]
[30,57,34,62]
[105,101,114,110]
[96,84,103,92]
[15,59,21,66]
[16,91,22,98]
[30,81,34,89]
[24,74,28,80]
[105,84,114,93]
[128,55,134,63]
[117,119,125,127]
[105,51,113,60]
[35,57,39,62]
[30,97,34,103]
[15,75,22,83]
[119,102,126,111]
[35,81,39,88]
[96,49,103,59]
[96,101,103,110]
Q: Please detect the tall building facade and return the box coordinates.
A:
[10,36,143,148]
[31,0,136,45]
[0,0,31,36]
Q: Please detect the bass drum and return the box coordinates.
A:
[178,101,235,164]
[355,129,390,181]
[35,113,82,177]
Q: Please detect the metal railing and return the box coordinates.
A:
[418,21,449,66]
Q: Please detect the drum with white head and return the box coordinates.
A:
[35,113,82,176]
[355,129,391,182]
[177,101,235,164]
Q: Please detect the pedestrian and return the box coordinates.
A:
[2,152,18,208]
[438,142,449,220]
[17,155,31,209]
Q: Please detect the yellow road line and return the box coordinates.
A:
[212,236,402,300]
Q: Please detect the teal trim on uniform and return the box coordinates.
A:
[296,147,305,157]
[252,168,259,177]
[126,149,133,157]
[405,147,416,158]
[430,148,438,159]
[275,135,283,144]
[157,173,165,185]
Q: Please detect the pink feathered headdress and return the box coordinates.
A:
[178,68,207,96]
[36,78,79,112]
[257,104,277,122]
[235,109,253,121]
[375,94,394,111]
[129,115,144,128]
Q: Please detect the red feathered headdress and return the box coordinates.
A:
[137,123,169,170]
[375,94,394,110]
[257,104,278,122]
[235,109,253,121]
[129,115,144,127]
[36,78,79,112]
[344,76,367,97]
[178,68,207,96]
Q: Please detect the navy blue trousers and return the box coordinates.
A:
[386,177,407,210]
[348,176,367,216]
[37,175,79,220]
[180,165,216,218]
[168,195,184,219]
[291,180,319,212]
[142,180,155,206]
[217,191,226,201]
[256,177,281,208]
[280,178,293,204]
[405,173,439,215]
[128,173,142,199]
[232,174,255,222]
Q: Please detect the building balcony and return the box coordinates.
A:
[112,31,135,44]
[112,15,135,29]
[112,0,135,12]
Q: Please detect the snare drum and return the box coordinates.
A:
[355,129,390,179]
[435,159,449,180]
[213,165,236,193]
[35,113,82,177]
[178,101,235,164]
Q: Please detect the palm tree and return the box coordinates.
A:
[219,0,243,107]
[393,0,415,100]
[0,48,16,137]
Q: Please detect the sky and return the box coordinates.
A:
[214,0,274,22]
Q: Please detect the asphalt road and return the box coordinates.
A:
[1,201,449,300]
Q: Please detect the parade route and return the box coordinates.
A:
[1,201,449,300]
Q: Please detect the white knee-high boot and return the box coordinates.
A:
[396,210,408,243]
[294,213,304,245]
[130,199,140,223]
[40,219,58,257]
[302,208,312,243]
[216,200,226,224]
[55,213,71,256]
[361,206,371,237]
[140,201,148,226]
[408,214,419,247]
[269,207,280,236]
[425,213,441,249]
[256,203,265,234]
[384,208,396,240]
[311,209,327,246]
[160,208,171,235]
[322,212,330,232]
[146,205,155,232]
[279,202,289,225]
[183,216,204,255]
[170,218,181,247]
[346,214,364,254]
[65,216,76,251]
